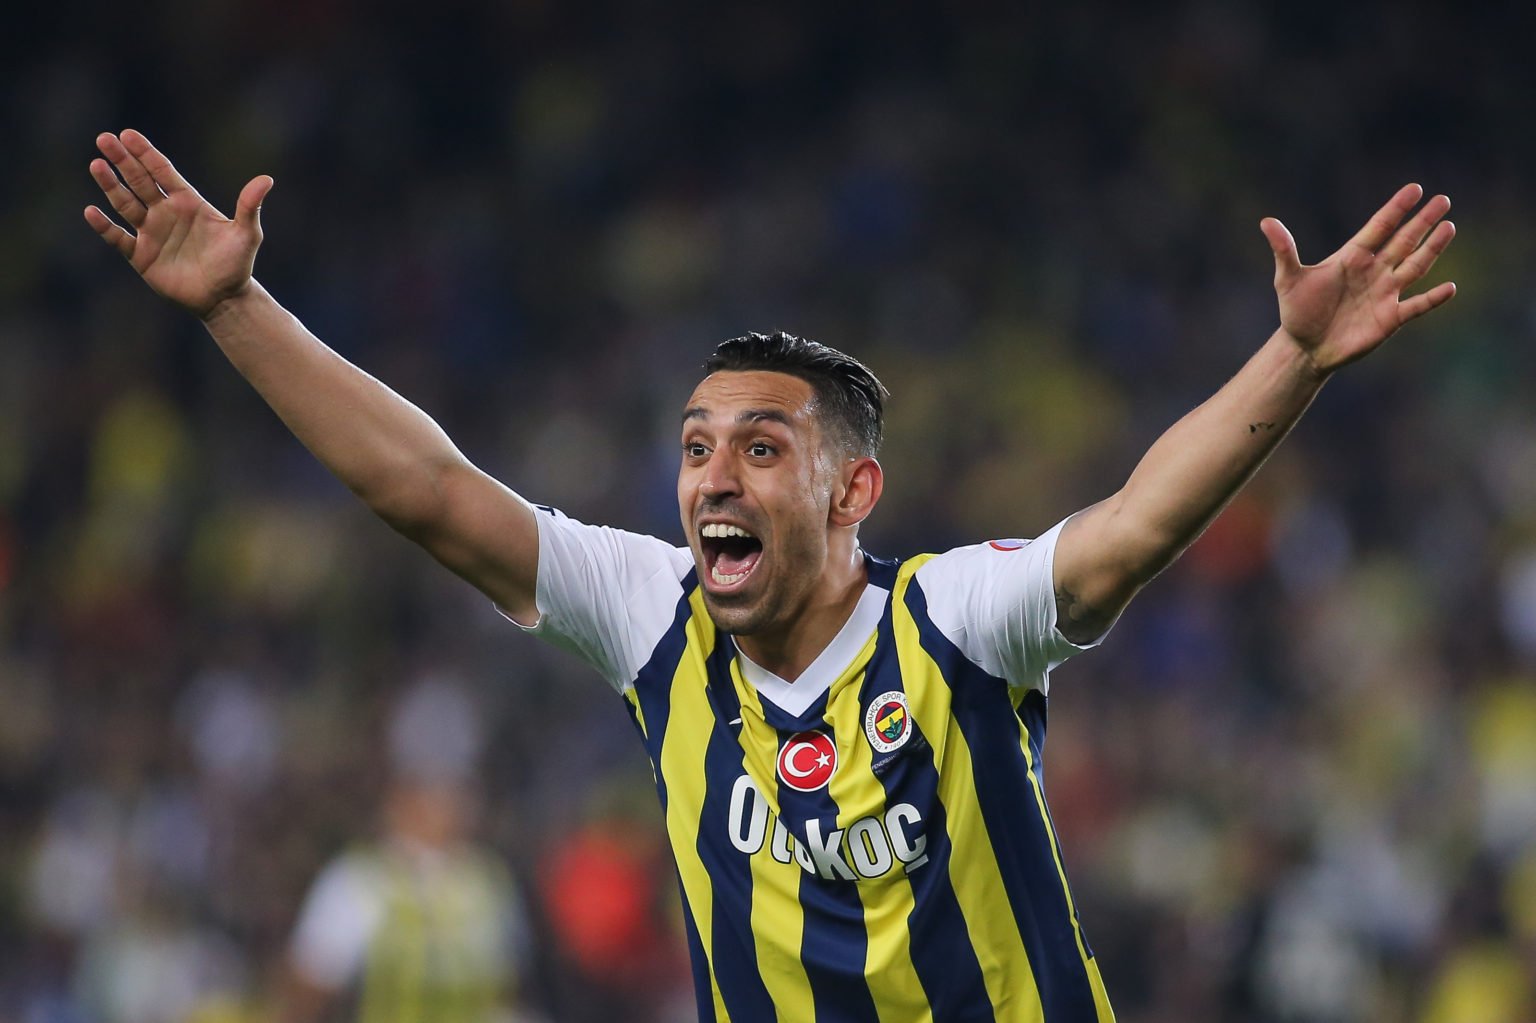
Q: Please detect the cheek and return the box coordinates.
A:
[774,481,832,547]
[677,485,696,539]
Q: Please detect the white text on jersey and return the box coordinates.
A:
[727,774,929,880]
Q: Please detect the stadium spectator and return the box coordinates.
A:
[280,680,536,1023]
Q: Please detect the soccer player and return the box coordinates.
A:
[85,128,1456,1021]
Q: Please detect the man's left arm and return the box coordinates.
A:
[1053,184,1457,644]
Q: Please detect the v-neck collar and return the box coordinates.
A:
[734,582,890,717]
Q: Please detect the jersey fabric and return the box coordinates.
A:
[515,507,1116,1022]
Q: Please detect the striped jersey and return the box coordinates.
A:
[518,507,1116,1022]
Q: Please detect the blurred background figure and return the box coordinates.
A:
[280,679,536,1023]
[536,781,692,1023]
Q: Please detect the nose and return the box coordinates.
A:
[699,447,742,499]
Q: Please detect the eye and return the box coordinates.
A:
[684,441,710,459]
[748,442,776,458]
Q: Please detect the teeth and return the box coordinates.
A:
[702,523,755,539]
[711,566,750,585]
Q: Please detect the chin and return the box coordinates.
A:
[700,591,771,637]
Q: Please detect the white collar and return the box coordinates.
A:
[735,582,890,717]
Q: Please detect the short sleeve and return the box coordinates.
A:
[501,506,694,692]
[914,518,1109,695]
[288,854,383,989]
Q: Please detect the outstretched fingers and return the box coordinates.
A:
[1394,218,1456,285]
[90,157,147,227]
[1380,193,1451,268]
[119,129,195,196]
[96,131,164,208]
[1398,280,1457,324]
[83,204,135,259]
[1348,183,1424,253]
[1348,185,1457,323]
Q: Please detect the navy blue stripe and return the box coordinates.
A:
[791,865,879,1017]
[1020,689,1095,961]
[906,579,1100,1021]
[694,641,775,1023]
[776,738,879,1022]
[797,871,879,1022]
[861,594,993,1017]
[676,882,717,1023]
[864,553,901,591]
[1018,689,1047,763]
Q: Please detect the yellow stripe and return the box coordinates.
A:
[1086,957,1116,1021]
[727,660,810,1021]
[821,638,931,1023]
[890,557,1045,1018]
[624,685,648,738]
[623,687,661,787]
[731,668,783,818]
[659,588,731,1023]
[1018,727,1117,1020]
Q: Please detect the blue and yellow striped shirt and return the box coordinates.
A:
[522,509,1115,1022]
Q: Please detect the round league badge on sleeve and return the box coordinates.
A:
[865,691,912,754]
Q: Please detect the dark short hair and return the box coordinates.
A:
[704,331,888,457]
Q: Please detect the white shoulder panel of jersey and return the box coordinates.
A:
[914,518,1105,695]
[503,506,693,692]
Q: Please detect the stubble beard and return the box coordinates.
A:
[699,580,781,637]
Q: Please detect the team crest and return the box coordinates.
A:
[777,731,837,792]
[864,691,912,754]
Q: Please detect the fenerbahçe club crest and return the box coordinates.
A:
[865,690,912,755]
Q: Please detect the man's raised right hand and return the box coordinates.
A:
[85,129,273,320]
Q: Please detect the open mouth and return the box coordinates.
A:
[700,522,764,588]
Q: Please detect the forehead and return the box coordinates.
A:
[682,370,818,428]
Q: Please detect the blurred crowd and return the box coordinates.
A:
[4,1,1536,1020]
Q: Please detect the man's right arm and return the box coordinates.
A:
[200,284,540,620]
[85,129,539,621]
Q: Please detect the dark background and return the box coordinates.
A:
[4,1,1536,1019]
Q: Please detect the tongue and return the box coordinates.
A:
[716,546,761,577]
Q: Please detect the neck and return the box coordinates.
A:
[734,547,867,682]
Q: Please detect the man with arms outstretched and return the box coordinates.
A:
[86,129,1455,1021]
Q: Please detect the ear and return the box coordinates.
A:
[829,457,883,528]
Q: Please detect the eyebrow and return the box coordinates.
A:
[681,407,794,428]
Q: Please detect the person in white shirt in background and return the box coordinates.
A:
[282,679,538,1023]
